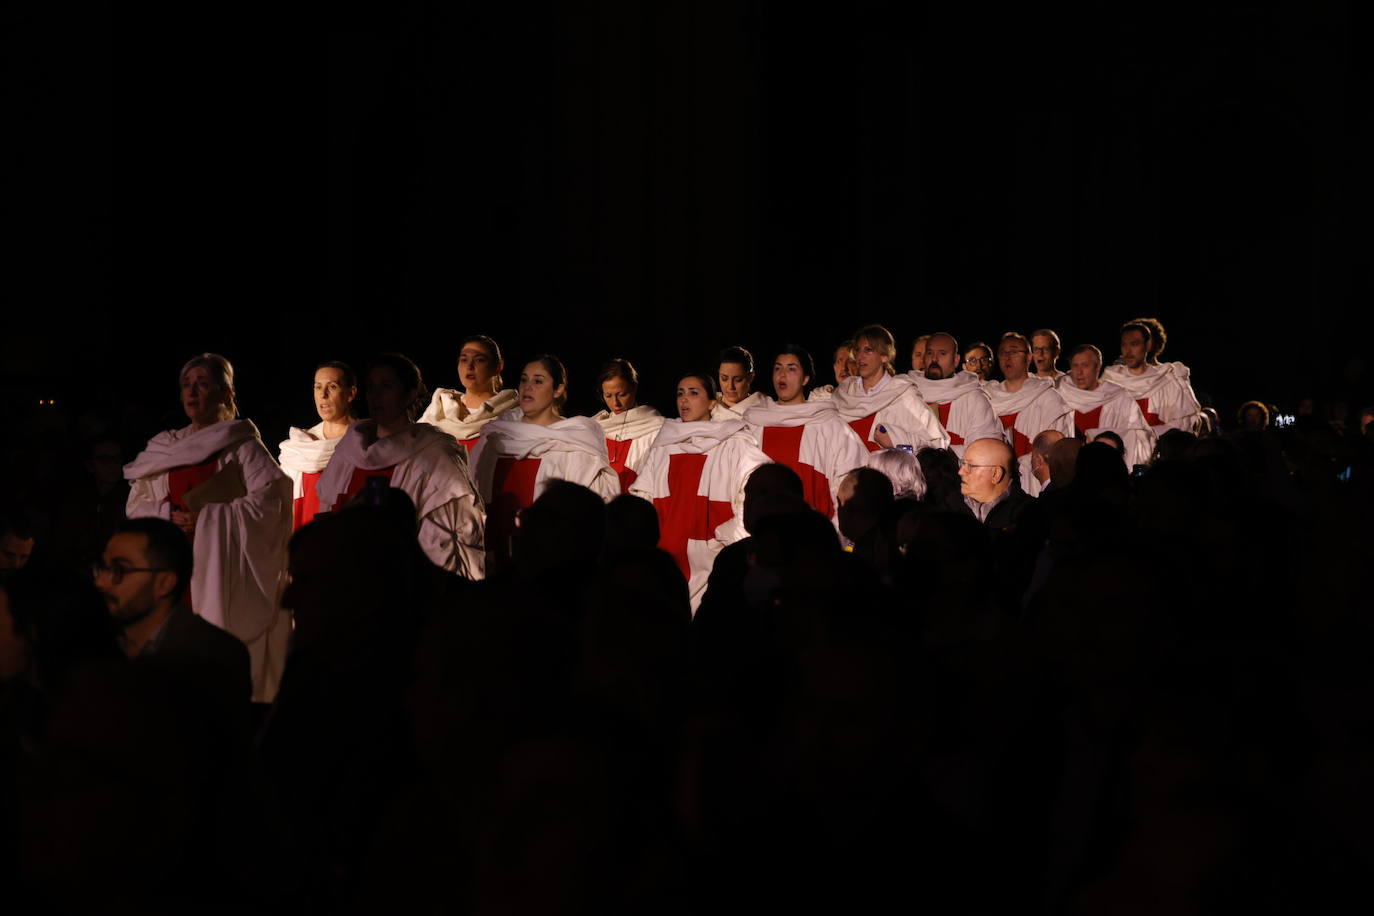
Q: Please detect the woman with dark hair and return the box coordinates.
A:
[124,353,293,701]
[741,345,869,523]
[630,372,770,610]
[278,361,359,531]
[315,353,485,580]
[469,355,620,571]
[420,335,520,452]
[710,345,767,420]
[591,358,664,492]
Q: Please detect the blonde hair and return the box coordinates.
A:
[179,353,238,420]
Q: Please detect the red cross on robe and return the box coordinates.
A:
[489,456,542,567]
[458,435,480,454]
[653,453,734,583]
[1073,406,1104,438]
[1135,398,1163,427]
[936,402,965,446]
[998,413,1034,458]
[760,425,835,518]
[606,438,638,492]
[848,414,882,452]
[294,471,324,531]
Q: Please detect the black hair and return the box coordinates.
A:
[717,346,754,377]
[598,358,639,394]
[773,343,816,392]
[525,354,570,410]
[114,517,194,601]
[367,353,430,423]
[677,371,718,400]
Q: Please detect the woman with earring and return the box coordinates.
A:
[124,353,293,702]
[468,355,620,571]
[419,335,520,452]
[591,358,664,492]
[278,361,359,531]
[314,352,485,580]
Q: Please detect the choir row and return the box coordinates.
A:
[119,322,1201,701]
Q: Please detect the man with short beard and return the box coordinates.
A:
[1056,345,1155,467]
[982,332,1075,496]
[1102,321,1202,436]
[910,332,1001,459]
[94,517,250,702]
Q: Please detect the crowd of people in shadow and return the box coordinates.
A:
[1,398,1372,914]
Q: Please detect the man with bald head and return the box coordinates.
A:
[959,437,1046,613]
[912,332,1002,459]
[1055,345,1156,468]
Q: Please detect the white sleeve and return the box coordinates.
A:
[419,493,486,580]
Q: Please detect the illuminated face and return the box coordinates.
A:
[519,361,564,418]
[94,533,166,623]
[314,367,356,424]
[601,376,636,415]
[1031,334,1059,374]
[1069,350,1101,390]
[367,365,415,427]
[1120,329,1149,370]
[924,335,960,380]
[911,338,929,372]
[181,366,226,427]
[834,344,857,384]
[458,342,500,394]
[963,346,992,381]
[773,353,810,404]
[0,533,34,576]
[997,339,1030,381]
[717,362,753,407]
[676,376,715,422]
[853,336,889,384]
[957,440,1006,503]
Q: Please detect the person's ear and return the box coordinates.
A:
[154,570,180,603]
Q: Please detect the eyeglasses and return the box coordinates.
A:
[91,560,168,584]
[957,458,1001,471]
[965,356,990,365]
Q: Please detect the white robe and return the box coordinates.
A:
[710,390,767,422]
[419,387,520,446]
[630,419,770,612]
[982,378,1075,496]
[909,370,1004,458]
[743,397,870,521]
[592,405,666,492]
[1055,378,1157,467]
[829,374,949,454]
[125,419,292,703]
[1102,362,1201,436]
[468,413,622,505]
[314,421,485,579]
[277,421,349,530]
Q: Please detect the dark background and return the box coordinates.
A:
[4,1,1369,446]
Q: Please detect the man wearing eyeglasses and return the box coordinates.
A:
[959,437,1046,614]
[94,517,250,702]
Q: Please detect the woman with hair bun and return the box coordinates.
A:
[592,358,664,492]
[314,352,485,580]
[278,361,359,531]
[630,371,770,611]
[420,335,520,452]
[469,355,620,571]
[124,352,293,702]
[710,345,767,420]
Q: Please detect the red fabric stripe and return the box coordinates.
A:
[848,414,881,452]
[761,425,835,519]
[1136,398,1162,427]
[606,438,636,493]
[294,470,323,530]
[459,435,480,454]
[999,412,1033,458]
[344,465,397,503]
[489,456,542,567]
[1073,406,1104,437]
[936,402,965,446]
